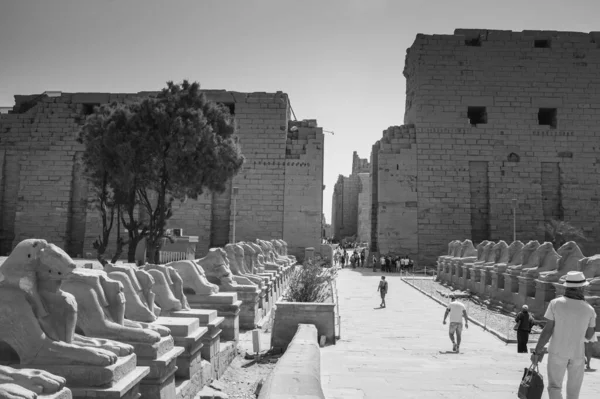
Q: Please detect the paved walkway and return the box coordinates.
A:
[321,268,600,399]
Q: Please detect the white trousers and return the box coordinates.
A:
[547,353,586,399]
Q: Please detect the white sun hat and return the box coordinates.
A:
[562,271,590,288]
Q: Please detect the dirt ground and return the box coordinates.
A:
[215,322,279,399]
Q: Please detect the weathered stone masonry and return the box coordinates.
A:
[371,29,600,265]
[0,90,324,259]
[330,152,370,242]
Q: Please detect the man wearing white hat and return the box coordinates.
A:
[531,271,597,399]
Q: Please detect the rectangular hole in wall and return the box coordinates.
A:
[218,102,235,115]
[538,108,557,128]
[467,106,487,126]
[534,39,551,48]
[82,103,100,116]
[465,37,482,47]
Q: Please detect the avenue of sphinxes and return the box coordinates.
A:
[436,238,600,354]
[0,237,296,399]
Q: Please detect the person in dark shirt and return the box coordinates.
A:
[377,276,388,308]
[514,304,535,353]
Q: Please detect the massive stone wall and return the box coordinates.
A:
[0,90,323,259]
[402,29,600,264]
[283,120,325,257]
[356,172,371,244]
[374,126,418,257]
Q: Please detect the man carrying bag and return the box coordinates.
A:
[519,351,545,399]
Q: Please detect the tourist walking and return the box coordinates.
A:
[360,250,365,267]
[443,294,469,353]
[340,251,346,268]
[514,305,535,353]
[585,330,598,371]
[377,276,388,308]
[531,271,597,399]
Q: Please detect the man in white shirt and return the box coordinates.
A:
[443,294,469,353]
[531,271,597,399]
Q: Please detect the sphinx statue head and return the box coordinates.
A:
[143,264,183,312]
[475,240,490,260]
[0,240,133,369]
[459,240,477,258]
[168,260,219,296]
[62,268,162,344]
[480,242,496,263]
[1,239,77,320]
[239,242,257,273]
[197,248,237,289]
[579,255,600,280]
[522,242,560,277]
[491,241,510,264]
[224,244,244,275]
[539,241,585,282]
[506,240,525,265]
[232,244,248,272]
[106,269,157,323]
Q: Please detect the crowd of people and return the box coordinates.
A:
[332,247,414,273]
[373,254,414,273]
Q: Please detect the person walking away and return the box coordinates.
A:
[443,294,469,353]
[372,255,378,272]
[377,276,388,308]
[340,252,345,268]
[380,256,386,272]
[360,250,365,268]
[531,271,597,399]
[385,256,391,273]
[515,304,535,353]
[585,330,597,371]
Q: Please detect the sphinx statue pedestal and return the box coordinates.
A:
[475,269,492,299]
[498,273,519,312]
[517,276,536,311]
[532,279,556,317]
[236,287,263,330]
[488,271,505,308]
[129,337,184,399]
[9,355,148,399]
[36,388,73,399]
[168,309,226,380]
[186,292,241,342]
[151,317,209,399]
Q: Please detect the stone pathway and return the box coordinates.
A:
[321,268,600,399]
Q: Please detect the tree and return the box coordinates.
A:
[541,219,587,250]
[79,80,245,264]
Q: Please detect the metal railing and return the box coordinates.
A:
[158,250,194,264]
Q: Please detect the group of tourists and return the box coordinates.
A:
[372,254,413,273]
[375,270,597,398]
[334,248,366,268]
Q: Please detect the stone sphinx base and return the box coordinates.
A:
[41,388,73,399]
[18,355,150,399]
[236,288,263,330]
[168,309,229,379]
[152,317,208,399]
[186,293,241,342]
[69,366,149,399]
[129,336,184,399]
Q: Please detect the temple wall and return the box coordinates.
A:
[0,90,323,259]
[283,120,325,258]
[356,173,371,244]
[375,126,418,258]
[403,29,600,265]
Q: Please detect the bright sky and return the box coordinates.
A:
[1,0,598,224]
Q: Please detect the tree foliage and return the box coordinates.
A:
[541,219,587,249]
[78,80,245,263]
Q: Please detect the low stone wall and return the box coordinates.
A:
[271,301,336,350]
[258,324,325,399]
